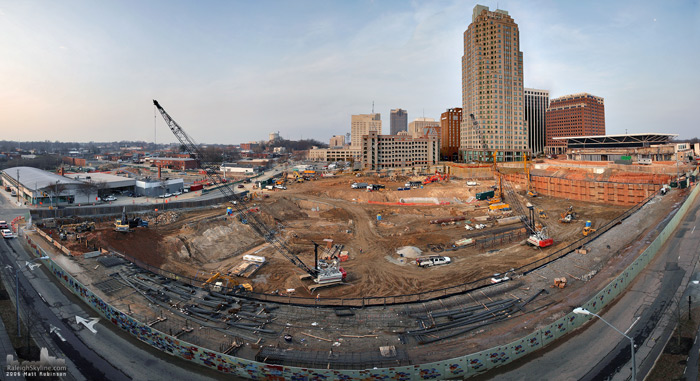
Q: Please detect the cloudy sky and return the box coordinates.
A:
[1,0,698,144]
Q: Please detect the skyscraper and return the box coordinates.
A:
[440,107,462,161]
[545,93,605,155]
[351,113,382,149]
[461,5,527,162]
[390,109,408,135]
[524,88,549,156]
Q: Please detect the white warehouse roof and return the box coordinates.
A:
[2,167,82,191]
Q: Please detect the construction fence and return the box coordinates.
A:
[19,181,699,379]
[28,194,230,220]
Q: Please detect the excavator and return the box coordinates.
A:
[154,100,346,287]
[560,206,577,223]
[469,114,551,247]
[115,207,130,232]
[202,272,253,292]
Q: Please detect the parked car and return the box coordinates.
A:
[158,193,172,198]
[103,195,117,201]
[0,221,8,230]
[1,229,13,239]
[173,191,182,196]
[237,184,245,189]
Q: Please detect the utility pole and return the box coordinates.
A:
[16,169,20,203]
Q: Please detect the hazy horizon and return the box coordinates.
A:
[1,0,698,144]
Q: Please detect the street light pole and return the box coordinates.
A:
[574,307,636,380]
[16,255,50,337]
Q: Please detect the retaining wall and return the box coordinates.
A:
[22,183,699,379]
[503,173,663,206]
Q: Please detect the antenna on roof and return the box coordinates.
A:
[372,101,374,114]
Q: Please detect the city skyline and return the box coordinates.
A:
[1,0,698,144]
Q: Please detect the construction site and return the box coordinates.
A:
[22,101,697,375]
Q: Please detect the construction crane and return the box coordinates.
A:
[524,153,538,197]
[153,100,344,284]
[470,114,503,203]
[469,115,552,247]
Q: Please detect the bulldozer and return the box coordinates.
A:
[582,221,596,236]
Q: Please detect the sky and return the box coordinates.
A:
[1,0,699,145]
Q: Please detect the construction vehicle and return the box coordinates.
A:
[422,172,448,185]
[560,206,577,223]
[154,100,346,286]
[115,207,130,232]
[201,272,253,292]
[538,209,548,219]
[524,153,538,197]
[526,227,553,247]
[470,113,551,248]
[583,221,596,236]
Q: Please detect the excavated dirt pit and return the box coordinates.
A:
[47,174,631,299]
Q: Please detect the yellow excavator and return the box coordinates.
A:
[202,272,253,292]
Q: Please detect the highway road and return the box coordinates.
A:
[0,190,226,380]
[474,188,700,380]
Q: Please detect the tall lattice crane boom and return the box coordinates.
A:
[152,100,319,278]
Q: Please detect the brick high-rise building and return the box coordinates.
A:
[350,113,381,149]
[524,88,549,156]
[461,5,527,162]
[390,109,408,135]
[440,107,462,161]
[545,93,605,155]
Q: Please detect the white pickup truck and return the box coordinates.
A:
[416,256,451,267]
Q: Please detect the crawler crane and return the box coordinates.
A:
[153,100,346,285]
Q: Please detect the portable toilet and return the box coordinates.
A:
[226,207,233,216]
[585,221,592,228]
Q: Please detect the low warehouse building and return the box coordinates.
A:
[1,167,98,206]
[64,172,136,196]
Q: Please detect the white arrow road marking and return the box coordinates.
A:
[50,325,66,342]
[26,262,41,270]
[75,316,100,334]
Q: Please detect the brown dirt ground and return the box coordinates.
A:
[49,173,632,299]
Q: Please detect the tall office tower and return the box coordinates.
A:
[329,135,346,148]
[461,5,527,162]
[440,107,463,161]
[524,88,549,156]
[351,113,382,149]
[390,109,408,135]
[408,117,440,138]
[545,93,605,155]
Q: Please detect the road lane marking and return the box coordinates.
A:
[625,316,641,334]
[693,226,696,234]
